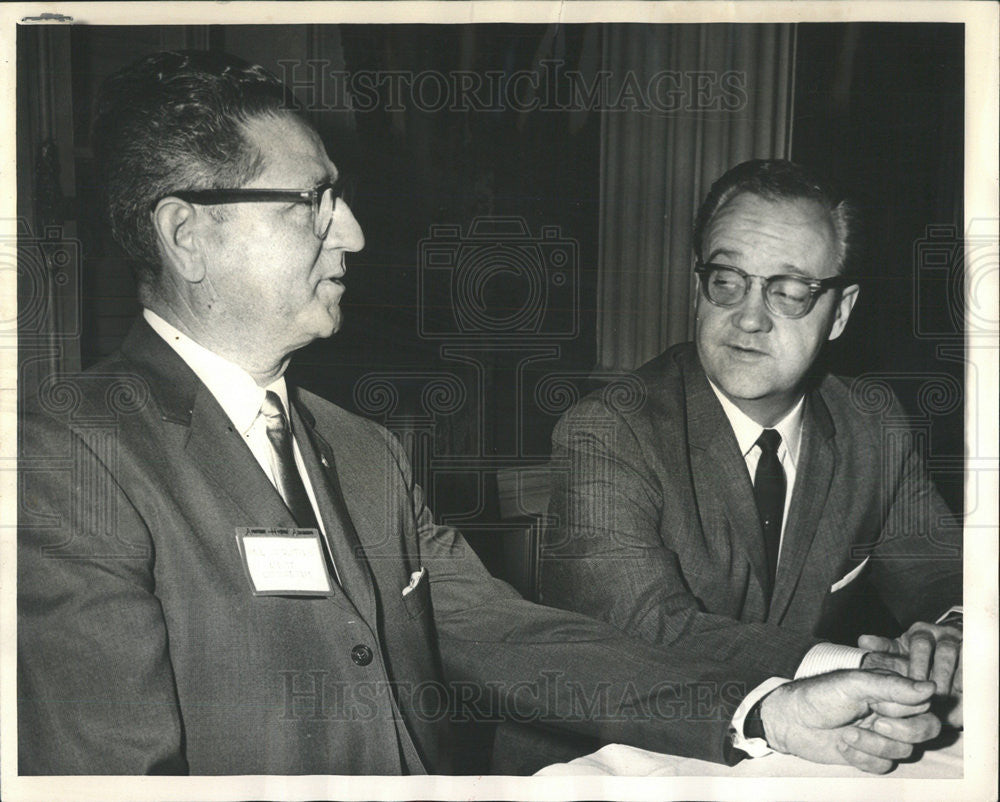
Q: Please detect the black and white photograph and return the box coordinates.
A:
[2,2,997,800]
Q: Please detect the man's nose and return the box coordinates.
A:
[323,200,365,253]
[733,280,773,332]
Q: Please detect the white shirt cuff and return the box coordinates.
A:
[728,676,791,758]
[795,642,868,678]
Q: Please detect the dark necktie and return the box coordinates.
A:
[753,428,786,595]
[260,391,320,530]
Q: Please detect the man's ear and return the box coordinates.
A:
[151,198,207,283]
[828,283,860,341]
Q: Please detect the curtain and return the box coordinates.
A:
[15,26,81,408]
[596,24,796,371]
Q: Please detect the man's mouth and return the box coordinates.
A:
[317,276,346,297]
[725,343,767,358]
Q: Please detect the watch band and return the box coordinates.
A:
[744,698,767,740]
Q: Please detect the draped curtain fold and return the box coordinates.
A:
[597,24,796,371]
[16,27,81,406]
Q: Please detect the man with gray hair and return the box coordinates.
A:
[18,55,946,776]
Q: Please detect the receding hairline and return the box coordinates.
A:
[702,188,852,275]
[235,111,336,187]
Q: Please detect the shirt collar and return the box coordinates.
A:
[144,309,288,436]
[707,379,805,467]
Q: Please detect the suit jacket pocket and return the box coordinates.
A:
[401,566,430,619]
[830,555,870,593]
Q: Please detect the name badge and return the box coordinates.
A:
[235,527,334,596]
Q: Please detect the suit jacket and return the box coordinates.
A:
[18,320,767,775]
[541,342,963,680]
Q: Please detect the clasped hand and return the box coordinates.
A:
[859,621,963,728]
[761,669,940,774]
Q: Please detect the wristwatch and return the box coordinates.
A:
[744,698,767,740]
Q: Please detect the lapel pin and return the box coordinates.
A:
[321,455,330,468]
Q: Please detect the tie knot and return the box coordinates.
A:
[756,428,782,455]
[260,390,289,433]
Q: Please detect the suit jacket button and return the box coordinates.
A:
[351,644,374,666]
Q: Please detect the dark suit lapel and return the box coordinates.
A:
[767,390,836,623]
[122,318,297,532]
[684,359,772,605]
[290,394,377,623]
[122,317,357,611]
[183,386,300,532]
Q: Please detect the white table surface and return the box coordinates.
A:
[536,733,963,778]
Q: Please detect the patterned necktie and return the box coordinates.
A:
[753,428,786,596]
[259,391,320,530]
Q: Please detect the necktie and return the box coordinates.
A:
[753,428,785,596]
[260,391,320,530]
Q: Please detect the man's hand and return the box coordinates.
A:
[859,621,963,728]
[760,670,940,774]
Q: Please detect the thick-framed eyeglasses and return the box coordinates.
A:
[152,177,351,239]
[694,261,855,319]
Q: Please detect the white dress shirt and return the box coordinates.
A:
[706,380,867,757]
[144,309,328,536]
[708,381,803,561]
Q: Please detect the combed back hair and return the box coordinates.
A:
[92,49,301,288]
[693,159,861,275]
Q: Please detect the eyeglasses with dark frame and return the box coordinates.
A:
[151,176,351,239]
[694,260,856,319]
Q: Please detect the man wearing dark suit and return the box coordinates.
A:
[18,54,943,776]
[540,159,963,762]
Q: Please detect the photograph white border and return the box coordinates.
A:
[1,3,996,800]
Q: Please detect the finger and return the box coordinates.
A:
[842,725,914,761]
[862,651,909,675]
[952,649,963,694]
[836,732,895,774]
[837,741,894,774]
[859,634,898,652]
[870,712,941,744]
[855,671,936,706]
[907,630,935,680]
[906,621,962,641]
[929,637,961,695]
[869,700,931,718]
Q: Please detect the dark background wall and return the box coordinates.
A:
[19,22,966,524]
[792,23,965,511]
